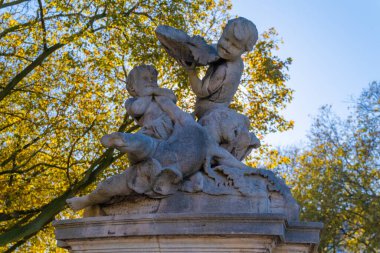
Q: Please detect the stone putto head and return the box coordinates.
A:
[217,17,258,60]
[125,65,158,96]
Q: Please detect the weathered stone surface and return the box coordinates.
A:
[84,166,300,222]
[57,236,317,253]
[57,16,323,253]
[96,191,294,221]
[66,17,262,213]
[54,213,322,252]
[155,25,220,66]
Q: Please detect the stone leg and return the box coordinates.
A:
[67,171,132,211]
[101,132,157,161]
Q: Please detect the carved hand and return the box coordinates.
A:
[178,59,197,72]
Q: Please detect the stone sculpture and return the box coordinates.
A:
[66,17,299,221]
[67,85,258,210]
[184,17,258,119]
[124,65,176,140]
[57,17,323,253]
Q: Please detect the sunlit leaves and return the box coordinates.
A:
[234,28,293,135]
[0,0,232,251]
[0,0,294,251]
[268,83,380,252]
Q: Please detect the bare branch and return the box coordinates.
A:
[4,233,36,253]
[0,122,17,132]
[11,88,65,102]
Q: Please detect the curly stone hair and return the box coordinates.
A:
[223,17,258,51]
[125,65,158,96]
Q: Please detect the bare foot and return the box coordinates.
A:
[101,132,133,154]
[66,196,91,211]
[100,132,127,148]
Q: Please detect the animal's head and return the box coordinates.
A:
[199,108,260,161]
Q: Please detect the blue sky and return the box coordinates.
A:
[231,0,380,147]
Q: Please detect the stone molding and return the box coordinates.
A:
[54,213,322,252]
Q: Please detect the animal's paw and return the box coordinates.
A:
[153,168,182,195]
[181,172,204,193]
[204,167,226,186]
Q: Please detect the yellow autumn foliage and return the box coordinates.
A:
[0,0,293,251]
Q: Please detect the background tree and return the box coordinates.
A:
[0,0,293,251]
[269,82,380,252]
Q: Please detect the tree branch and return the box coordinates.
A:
[132,11,155,22]
[0,162,66,176]
[0,43,64,102]
[37,0,48,51]
[0,136,41,168]
[0,1,141,248]
[4,232,37,253]
[0,12,87,40]
[0,113,132,248]
[0,208,41,222]
[0,11,107,102]
[0,20,36,39]
[0,0,29,10]
[66,120,96,184]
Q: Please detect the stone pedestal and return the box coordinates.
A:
[55,188,322,252]
[54,213,322,253]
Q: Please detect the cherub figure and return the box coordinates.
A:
[156,17,260,166]
[124,65,176,140]
[185,17,258,118]
[66,84,254,211]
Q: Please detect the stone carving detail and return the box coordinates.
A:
[124,65,176,140]
[66,17,299,220]
[155,25,219,66]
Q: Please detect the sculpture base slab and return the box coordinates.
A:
[54,213,322,253]
[57,236,314,253]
